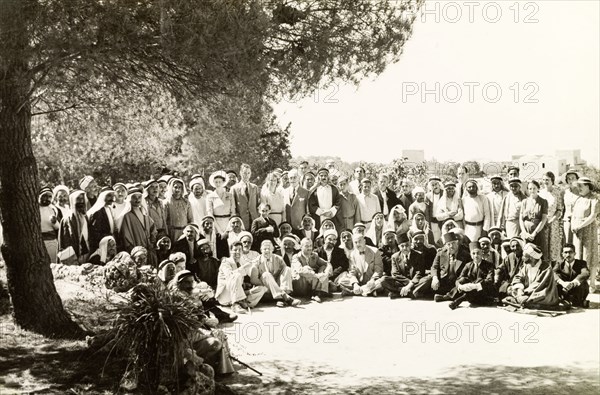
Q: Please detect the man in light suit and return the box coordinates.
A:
[338,234,383,296]
[231,163,259,230]
[284,168,309,230]
[250,240,301,307]
[291,238,331,302]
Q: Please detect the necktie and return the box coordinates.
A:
[290,187,295,202]
[245,184,250,199]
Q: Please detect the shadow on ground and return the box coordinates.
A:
[221,359,600,395]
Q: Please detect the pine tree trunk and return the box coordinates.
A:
[0,0,84,339]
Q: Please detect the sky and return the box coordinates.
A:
[273,0,600,167]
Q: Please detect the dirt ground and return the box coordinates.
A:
[0,268,598,394]
[219,296,600,394]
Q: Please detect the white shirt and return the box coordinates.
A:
[357,193,381,222]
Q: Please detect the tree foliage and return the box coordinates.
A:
[1,0,423,337]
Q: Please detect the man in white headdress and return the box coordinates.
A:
[39,186,60,262]
[87,188,116,252]
[117,187,157,267]
[58,190,90,264]
[188,175,208,227]
[164,178,193,243]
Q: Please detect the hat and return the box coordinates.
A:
[577,177,594,187]
[127,187,143,196]
[465,179,478,187]
[323,229,338,239]
[175,270,194,283]
[79,175,94,190]
[169,252,187,264]
[189,177,205,190]
[443,180,457,188]
[198,238,210,247]
[338,174,349,183]
[383,228,396,237]
[184,223,200,233]
[397,232,410,244]
[508,177,522,185]
[201,215,214,223]
[469,242,482,252]
[412,186,425,197]
[131,246,147,258]
[411,230,426,240]
[143,179,158,189]
[478,236,491,244]
[238,231,253,243]
[509,237,524,246]
[564,169,579,180]
[39,186,53,197]
[329,168,341,178]
[156,236,172,249]
[353,223,366,229]
[281,235,300,249]
[523,243,542,259]
[488,226,502,236]
[209,170,227,188]
[226,169,238,177]
[158,175,172,184]
[158,259,175,271]
[507,166,519,173]
[449,227,464,236]
[490,175,503,182]
[317,167,329,175]
[442,232,458,244]
[428,176,441,183]
[113,182,127,191]
[360,177,371,184]
[100,186,114,193]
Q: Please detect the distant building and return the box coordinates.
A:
[555,149,586,170]
[402,150,425,165]
[511,154,567,181]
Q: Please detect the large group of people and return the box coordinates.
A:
[38,161,598,373]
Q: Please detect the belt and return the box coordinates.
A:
[361,220,372,223]
[464,220,483,226]
[213,214,230,218]
[42,231,57,241]
[271,212,283,215]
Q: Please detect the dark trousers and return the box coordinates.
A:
[379,276,411,295]
[557,281,589,307]
[412,275,457,299]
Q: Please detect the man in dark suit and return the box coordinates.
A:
[398,178,414,213]
[496,237,525,299]
[316,229,349,291]
[447,242,496,309]
[172,224,203,275]
[413,232,467,299]
[307,168,342,231]
[374,173,401,218]
[379,233,429,299]
[285,169,309,230]
[231,163,259,230]
[554,243,590,307]
[88,189,116,252]
[251,203,279,251]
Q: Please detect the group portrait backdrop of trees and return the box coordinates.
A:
[0,0,424,337]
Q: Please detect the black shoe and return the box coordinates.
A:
[434,294,451,303]
[389,292,401,300]
[215,309,238,323]
[449,301,460,310]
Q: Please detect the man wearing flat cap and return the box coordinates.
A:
[307,167,342,231]
[172,223,203,273]
[507,243,560,307]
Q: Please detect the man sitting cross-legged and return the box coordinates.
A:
[291,238,332,303]
[215,241,267,314]
[250,240,301,308]
[554,243,590,307]
[377,233,428,299]
[447,242,496,310]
